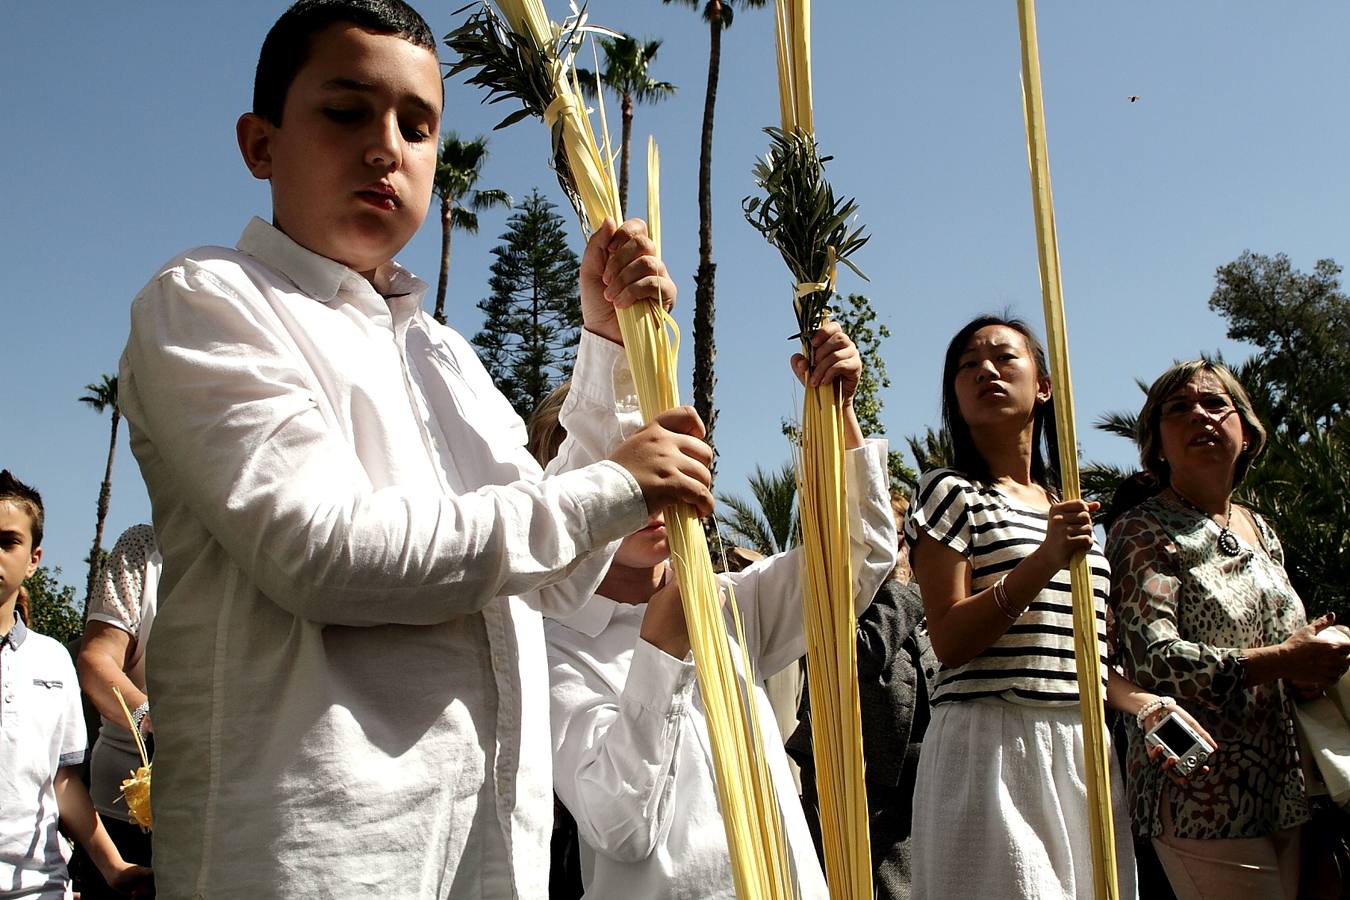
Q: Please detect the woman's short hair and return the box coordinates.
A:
[1135,359,1268,489]
[525,382,571,468]
[940,314,1059,488]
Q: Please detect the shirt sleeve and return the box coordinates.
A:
[730,439,898,680]
[855,582,924,683]
[1106,510,1244,709]
[119,260,647,627]
[85,524,156,635]
[527,330,648,618]
[548,633,695,863]
[905,468,974,558]
[57,653,87,768]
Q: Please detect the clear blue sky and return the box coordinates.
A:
[5,1,1348,591]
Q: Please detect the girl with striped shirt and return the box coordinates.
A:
[905,315,1210,899]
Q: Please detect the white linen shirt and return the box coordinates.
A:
[0,613,86,900]
[545,441,896,900]
[118,218,649,899]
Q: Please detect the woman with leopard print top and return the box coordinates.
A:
[1107,359,1349,900]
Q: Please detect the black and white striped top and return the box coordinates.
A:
[905,468,1110,707]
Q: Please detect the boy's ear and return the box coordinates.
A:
[236,113,274,181]
[26,545,40,581]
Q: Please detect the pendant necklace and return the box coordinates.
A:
[1172,490,1242,557]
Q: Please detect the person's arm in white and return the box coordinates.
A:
[729,437,895,679]
[119,220,710,627]
[549,609,695,863]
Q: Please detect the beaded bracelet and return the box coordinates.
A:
[992,576,1020,620]
[1135,695,1175,730]
[131,701,150,734]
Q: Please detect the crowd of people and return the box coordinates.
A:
[2,1,1345,899]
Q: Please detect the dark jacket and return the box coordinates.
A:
[786,579,936,787]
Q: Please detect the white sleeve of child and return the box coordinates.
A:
[728,439,897,679]
[119,263,650,627]
[526,330,647,617]
[550,637,694,863]
[57,653,87,768]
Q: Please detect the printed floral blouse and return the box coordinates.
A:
[1107,494,1310,840]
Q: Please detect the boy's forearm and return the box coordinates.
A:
[54,768,127,880]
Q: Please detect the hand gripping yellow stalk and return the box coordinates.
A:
[1016,2,1119,898]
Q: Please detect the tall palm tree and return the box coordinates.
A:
[576,35,676,216]
[663,0,766,483]
[78,374,119,613]
[431,132,511,325]
[716,462,797,556]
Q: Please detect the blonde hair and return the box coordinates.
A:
[525,381,571,468]
[1135,359,1267,489]
[890,489,912,583]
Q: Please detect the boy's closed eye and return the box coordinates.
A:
[322,106,365,125]
[321,105,431,144]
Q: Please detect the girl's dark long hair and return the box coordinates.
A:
[940,314,1060,489]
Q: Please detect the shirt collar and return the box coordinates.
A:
[2,610,28,649]
[551,592,625,638]
[236,217,429,309]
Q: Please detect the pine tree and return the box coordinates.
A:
[472,190,583,418]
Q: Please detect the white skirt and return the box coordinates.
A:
[911,698,1137,900]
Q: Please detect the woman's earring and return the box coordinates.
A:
[1242,441,1249,451]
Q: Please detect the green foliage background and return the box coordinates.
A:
[22,565,83,646]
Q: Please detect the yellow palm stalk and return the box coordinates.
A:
[748,1,873,896]
[1016,2,1119,898]
[450,6,793,895]
[111,685,153,830]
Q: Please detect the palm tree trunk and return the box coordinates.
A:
[434,196,452,325]
[619,93,634,218]
[693,3,722,484]
[693,2,725,555]
[84,408,119,615]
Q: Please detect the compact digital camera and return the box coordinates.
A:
[1144,710,1215,778]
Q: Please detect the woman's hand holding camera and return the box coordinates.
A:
[1141,700,1216,785]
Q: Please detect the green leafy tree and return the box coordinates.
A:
[716,462,797,556]
[1209,251,1349,435]
[431,132,512,326]
[472,190,583,418]
[1238,414,1350,616]
[576,35,676,216]
[662,0,767,482]
[78,374,118,614]
[23,566,83,645]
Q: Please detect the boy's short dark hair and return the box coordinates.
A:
[253,0,437,125]
[0,470,44,548]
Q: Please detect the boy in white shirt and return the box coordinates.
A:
[0,471,152,899]
[117,1,711,896]
[539,323,898,899]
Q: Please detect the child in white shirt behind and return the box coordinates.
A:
[536,323,898,899]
